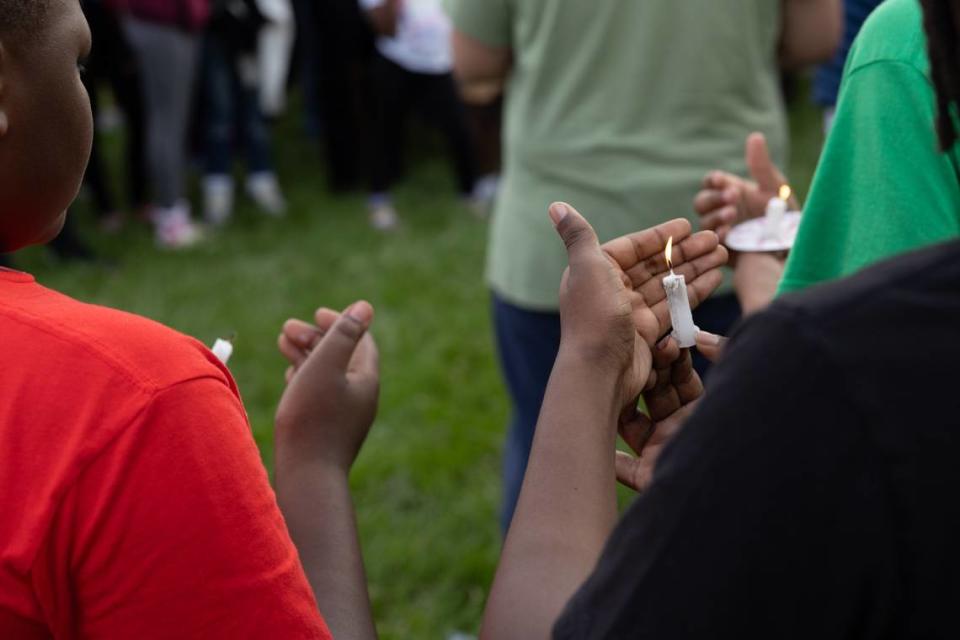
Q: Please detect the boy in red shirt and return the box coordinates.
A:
[0,1,378,637]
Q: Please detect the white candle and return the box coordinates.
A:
[661,237,699,348]
[212,338,234,365]
[764,184,792,240]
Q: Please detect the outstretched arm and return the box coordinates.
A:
[275,303,381,640]
[481,205,727,640]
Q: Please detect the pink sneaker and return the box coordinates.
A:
[152,203,204,250]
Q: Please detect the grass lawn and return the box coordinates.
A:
[12,84,823,638]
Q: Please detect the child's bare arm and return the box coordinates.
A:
[275,303,380,640]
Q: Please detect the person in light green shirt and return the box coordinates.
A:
[779,0,960,293]
[448,0,842,530]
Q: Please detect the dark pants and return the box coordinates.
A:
[493,290,741,533]
[202,36,274,175]
[82,0,148,214]
[493,295,562,533]
[369,54,477,196]
[316,0,374,191]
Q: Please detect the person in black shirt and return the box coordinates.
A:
[556,236,960,638]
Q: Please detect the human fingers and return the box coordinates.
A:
[699,205,738,233]
[646,349,702,421]
[278,333,310,368]
[643,336,683,392]
[283,319,323,351]
[314,307,340,332]
[602,218,693,273]
[696,330,728,363]
[349,332,381,378]
[302,301,375,374]
[631,236,727,309]
[550,202,604,269]
[693,189,732,216]
[623,228,722,285]
[615,450,645,493]
[701,170,740,191]
[619,412,655,456]
[745,132,788,194]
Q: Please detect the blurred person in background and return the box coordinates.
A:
[315,0,374,192]
[815,0,884,133]
[462,78,504,218]
[81,0,149,233]
[202,0,288,226]
[111,0,210,249]
[449,0,842,532]
[360,0,478,231]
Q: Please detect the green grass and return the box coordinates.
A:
[12,84,823,638]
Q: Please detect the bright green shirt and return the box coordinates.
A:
[448,0,788,310]
[780,0,960,294]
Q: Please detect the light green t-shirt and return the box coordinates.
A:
[449,0,788,310]
[780,0,960,294]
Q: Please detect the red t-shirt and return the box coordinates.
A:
[0,270,332,639]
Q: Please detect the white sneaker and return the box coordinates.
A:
[465,174,500,218]
[246,172,287,217]
[369,203,399,231]
[203,174,235,226]
[153,202,204,250]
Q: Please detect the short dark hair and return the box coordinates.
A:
[0,0,49,40]
[920,0,960,150]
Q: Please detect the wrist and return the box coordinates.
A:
[557,339,631,382]
[552,347,625,412]
[275,450,351,493]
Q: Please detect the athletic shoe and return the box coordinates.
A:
[203,174,235,226]
[246,172,287,217]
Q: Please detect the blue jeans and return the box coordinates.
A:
[492,295,562,534]
[203,36,273,176]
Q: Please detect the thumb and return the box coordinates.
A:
[549,202,601,267]
[745,132,786,193]
[695,330,727,363]
[308,301,375,372]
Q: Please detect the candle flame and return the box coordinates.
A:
[665,236,674,270]
[779,185,792,201]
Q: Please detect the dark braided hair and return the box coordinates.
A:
[920,0,960,150]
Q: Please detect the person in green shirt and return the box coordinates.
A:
[697,0,960,306]
[448,0,841,531]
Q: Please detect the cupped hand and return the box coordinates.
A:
[694,132,796,243]
[615,338,703,492]
[552,203,728,413]
[274,302,380,474]
[601,217,728,368]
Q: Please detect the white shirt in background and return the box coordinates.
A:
[359,0,453,75]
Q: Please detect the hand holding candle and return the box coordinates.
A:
[661,236,700,348]
[600,216,728,358]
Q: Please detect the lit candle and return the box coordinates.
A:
[764,185,792,240]
[661,236,699,348]
[212,337,234,365]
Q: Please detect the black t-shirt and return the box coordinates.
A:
[555,239,960,639]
